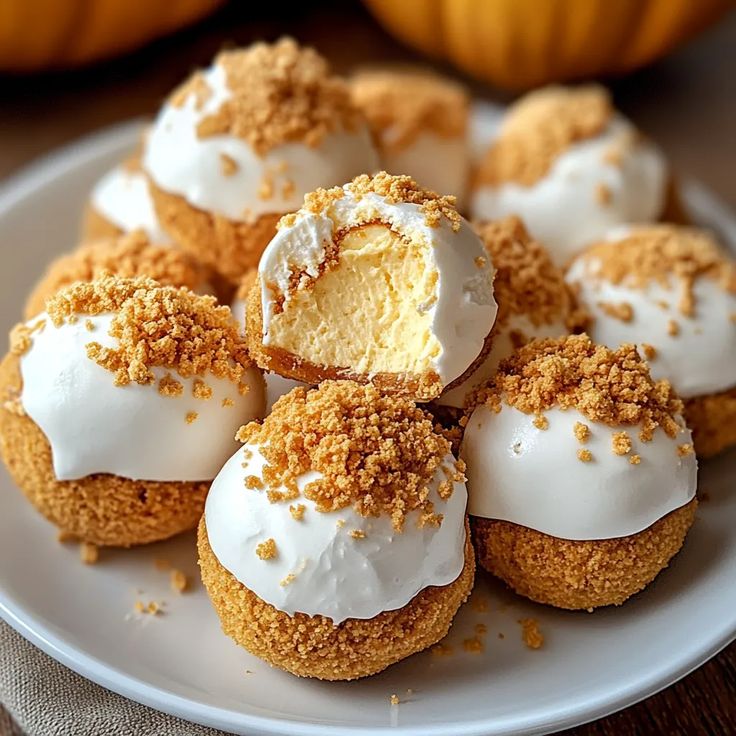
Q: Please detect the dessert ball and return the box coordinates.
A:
[0,275,264,546]
[247,172,497,401]
[143,38,380,283]
[437,216,586,409]
[83,151,172,244]
[199,381,474,680]
[470,85,669,264]
[24,230,212,319]
[350,68,470,207]
[462,335,697,610]
[566,225,736,457]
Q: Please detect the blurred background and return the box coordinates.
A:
[0,0,734,206]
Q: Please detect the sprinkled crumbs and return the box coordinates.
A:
[611,431,632,456]
[237,381,458,531]
[185,411,198,424]
[573,421,590,443]
[577,449,593,463]
[642,344,658,361]
[519,618,544,649]
[192,379,213,400]
[677,443,694,457]
[255,538,277,560]
[462,637,484,653]
[170,569,188,593]
[598,301,633,322]
[533,414,549,430]
[289,503,306,520]
[158,374,183,397]
[630,454,641,465]
[349,529,366,539]
[390,694,400,706]
[469,335,683,442]
[80,542,98,565]
[667,319,680,337]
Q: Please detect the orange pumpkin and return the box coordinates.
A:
[0,0,223,72]
[363,0,733,90]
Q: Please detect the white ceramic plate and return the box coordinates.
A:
[0,113,735,736]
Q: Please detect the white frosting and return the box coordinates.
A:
[471,116,668,265]
[20,313,264,482]
[380,132,469,210]
[259,187,497,386]
[144,62,380,223]
[566,254,736,398]
[90,164,171,243]
[438,314,568,409]
[205,444,468,623]
[462,404,697,540]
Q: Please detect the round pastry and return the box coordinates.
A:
[350,68,470,207]
[437,216,586,410]
[566,224,736,458]
[198,380,474,680]
[462,334,697,610]
[24,230,212,319]
[470,85,670,264]
[0,275,264,546]
[143,38,380,284]
[246,172,498,402]
[83,152,171,244]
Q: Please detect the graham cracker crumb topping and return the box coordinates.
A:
[47,275,251,388]
[573,421,590,443]
[519,618,544,649]
[577,449,593,463]
[238,381,460,531]
[350,69,468,153]
[476,85,613,187]
[611,431,632,456]
[255,538,277,560]
[471,334,683,441]
[475,217,583,330]
[10,318,45,356]
[580,225,736,317]
[194,38,361,156]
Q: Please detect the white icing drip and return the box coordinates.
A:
[205,444,468,623]
[143,62,380,222]
[471,116,668,265]
[20,313,264,481]
[462,404,697,540]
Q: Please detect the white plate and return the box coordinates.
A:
[0,116,735,736]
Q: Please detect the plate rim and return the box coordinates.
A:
[1,120,735,736]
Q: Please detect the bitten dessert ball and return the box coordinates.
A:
[437,216,586,410]
[350,68,470,207]
[24,230,212,319]
[470,85,672,264]
[247,172,498,401]
[143,38,380,283]
[0,275,264,546]
[82,150,172,244]
[462,335,697,610]
[198,381,474,680]
[566,225,736,458]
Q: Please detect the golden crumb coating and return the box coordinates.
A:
[197,517,475,680]
[685,387,736,459]
[473,499,696,610]
[148,181,280,284]
[0,354,207,546]
[24,231,212,319]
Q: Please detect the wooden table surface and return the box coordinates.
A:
[0,2,734,734]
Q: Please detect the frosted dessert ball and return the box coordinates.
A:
[437,216,586,410]
[246,172,498,401]
[566,225,736,458]
[198,381,474,680]
[0,275,264,546]
[24,230,212,319]
[462,335,697,610]
[470,85,670,264]
[82,151,171,244]
[350,68,470,207]
[143,38,380,284]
